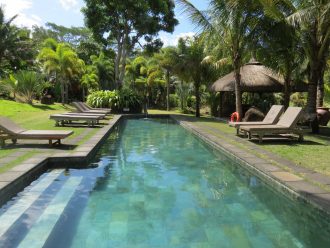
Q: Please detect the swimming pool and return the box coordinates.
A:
[0,118,330,247]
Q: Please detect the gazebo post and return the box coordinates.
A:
[219,91,223,117]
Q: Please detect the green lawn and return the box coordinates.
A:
[0,99,101,159]
[189,117,330,177]
[1,100,330,178]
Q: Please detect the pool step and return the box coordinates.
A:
[18,176,83,248]
[0,170,63,238]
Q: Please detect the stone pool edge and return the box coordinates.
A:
[171,115,330,217]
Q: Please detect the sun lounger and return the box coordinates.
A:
[239,107,308,143]
[49,114,103,127]
[72,102,110,115]
[229,105,284,135]
[0,117,73,147]
[81,102,111,113]
[62,112,106,119]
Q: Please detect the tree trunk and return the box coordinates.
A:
[119,39,128,87]
[115,35,123,89]
[82,87,85,101]
[219,91,223,117]
[166,70,170,111]
[283,77,291,109]
[307,68,319,133]
[60,81,65,104]
[317,67,325,107]
[233,59,243,119]
[195,80,200,117]
[180,80,184,110]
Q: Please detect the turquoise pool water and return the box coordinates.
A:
[0,118,330,247]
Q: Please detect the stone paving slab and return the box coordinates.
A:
[0,171,27,182]
[285,181,327,194]
[9,163,39,172]
[252,163,283,172]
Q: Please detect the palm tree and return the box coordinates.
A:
[38,38,84,103]
[177,37,214,117]
[177,0,262,118]
[155,47,179,111]
[288,1,330,112]
[90,52,115,90]
[253,13,302,109]
[80,65,99,100]
[261,0,330,132]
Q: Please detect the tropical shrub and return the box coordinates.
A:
[290,93,307,107]
[187,96,196,109]
[87,89,142,113]
[0,71,44,104]
[169,94,179,108]
[86,90,118,108]
[117,88,142,113]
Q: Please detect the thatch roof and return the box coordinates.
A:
[210,60,307,93]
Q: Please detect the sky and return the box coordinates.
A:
[0,0,209,46]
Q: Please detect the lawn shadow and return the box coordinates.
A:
[250,137,326,146]
[58,124,104,128]
[31,104,72,111]
[1,143,77,150]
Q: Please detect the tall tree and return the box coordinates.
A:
[90,52,115,90]
[178,37,214,117]
[155,47,179,111]
[261,0,330,132]
[82,0,178,88]
[288,0,330,111]
[177,0,262,118]
[38,38,84,103]
[0,7,34,76]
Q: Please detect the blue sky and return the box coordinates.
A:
[0,0,208,46]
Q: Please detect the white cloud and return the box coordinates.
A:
[0,0,42,27]
[159,32,195,47]
[59,0,78,11]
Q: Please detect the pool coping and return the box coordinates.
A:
[0,113,330,219]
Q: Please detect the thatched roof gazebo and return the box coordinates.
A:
[210,59,307,117]
[211,60,284,92]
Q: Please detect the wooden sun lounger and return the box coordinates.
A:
[62,112,106,119]
[72,102,111,115]
[239,107,309,143]
[81,102,111,113]
[0,117,73,147]
[49,114,103,127]
[229,105,284,135]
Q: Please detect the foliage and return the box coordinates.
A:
[290,92,307,107]
[86,90,118,108]
[0,71,44,104]
[169,94,179,108]
[86,89,142,113]
[37,38,85,103]
[0,8,35,76]
[82,0,178,87]
[90,52,115,90]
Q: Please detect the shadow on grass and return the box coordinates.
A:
[31,103,72,111]
[1,143,77,150]
[57,124,104,128]
[250,138,326,146]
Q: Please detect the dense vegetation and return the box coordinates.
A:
[0,1,329,127]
